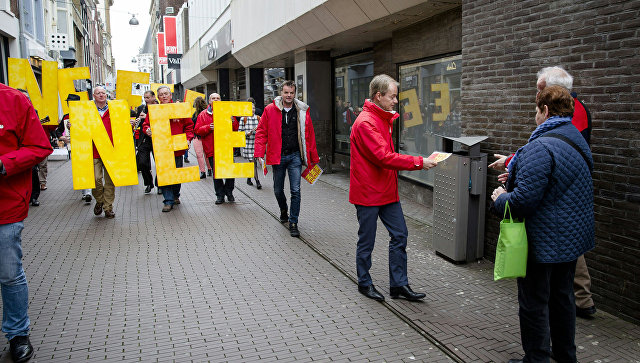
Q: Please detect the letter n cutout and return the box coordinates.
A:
[69,100,138,189]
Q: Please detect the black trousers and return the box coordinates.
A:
[31,166,40,201]
[208,157,235,198]
[137,137,154,187]
[517,258,578,363]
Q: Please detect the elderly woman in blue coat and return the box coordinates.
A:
[491,85,594,363]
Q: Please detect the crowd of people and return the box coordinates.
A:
[0,67,595,363]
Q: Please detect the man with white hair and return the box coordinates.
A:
[490,66,595,320]
[91,86,116,219]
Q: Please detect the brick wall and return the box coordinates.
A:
[461,0,640,323]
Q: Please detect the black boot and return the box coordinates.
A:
[10,335,33,363]
[390,285,425,301]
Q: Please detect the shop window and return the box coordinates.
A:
[334,52,373,155]
[398,54,462,186]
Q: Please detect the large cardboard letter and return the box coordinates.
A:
[183,89,205,115]
[148,102,199,186]
[398,88,424,128]
[69,100,138,189]
[431,83,450,123]
[213,102,253,179]
[58,67,90,115]
[8,58,58,125]
[116,70,150,110]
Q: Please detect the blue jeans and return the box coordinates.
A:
[518,259,578,363]
[355,202,409,288]
[0,222,30,340]
[162,156,183,206]
[272,152,302,224]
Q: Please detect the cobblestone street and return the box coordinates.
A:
[1,157,639,362]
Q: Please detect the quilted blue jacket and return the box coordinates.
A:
[494,118,595,263]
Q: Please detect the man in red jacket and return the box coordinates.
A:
[0,83,53,362]
[91,86,116,219]
[349,74,437,302]
[142,86,194,212]
[254,80,319,237]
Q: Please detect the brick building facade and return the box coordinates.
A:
[461,0,640,323]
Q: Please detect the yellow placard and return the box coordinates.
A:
[116,70,150,110]
[58,67,90,115]
[183,89,206,115]
[150,83,174,96]
[8,58,59,125]
[398,88,424,129]
[69,100,138,189]
[431,83,450,123]
[148,102,199,186]
[213,102,254,179]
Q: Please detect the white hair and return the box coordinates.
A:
[157,85,172,94]
[537,66,573,90]
[93,85,107,95]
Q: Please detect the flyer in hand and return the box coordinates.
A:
[427,151,453,163]
[259,158,268,176]
[302,164,323,185]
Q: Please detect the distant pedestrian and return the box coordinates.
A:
[195,93,236,204]
[191,96,210,179]
[254,80,319,237]
[349,74,437,302]
[91,86,117,219]
[491,86,594,363]
[136,90,158,195]
[142,86,194,212]
[239,100,261,189]
[0,83,53,362]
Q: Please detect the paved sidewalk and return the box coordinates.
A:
[1,157,639,362]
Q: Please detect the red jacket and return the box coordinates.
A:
[254,97,319,167]
[194,108,214,157]
[349,99,423,206]
[142,101,194,157]
[0,84,53,224]
[93,107,113,159]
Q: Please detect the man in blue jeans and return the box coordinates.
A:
[254,80,319,237]
[0,83,53,362]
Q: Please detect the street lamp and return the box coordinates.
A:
[129,13,139,26]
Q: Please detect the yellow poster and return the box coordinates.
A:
[8,58,59,125]
[398,88,424,129]
[58,67,90,115]
[70,100,138,189]
[212,102,254,179]
[116,70,150,110]
[183,89,206,115]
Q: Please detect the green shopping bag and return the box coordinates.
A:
[494,201,528,280]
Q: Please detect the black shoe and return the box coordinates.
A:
[390,285,426,301]
[83,194,92,203]
[30,199,39,206]
[247,178,253,186]
[207,169,213,176]
[144,185,153,194]
[215,197,225,205]
[279,210,288,223]
[184,157,190,163]
[289,223,300,237]
[576,305,597,319]
[358,285,385,301]
[157,187,162,195]
[507,359,524,363]
[9,335,33,363]
[227,194,235,202]
[256,181,262,189]
[200,172,206,179]
[94,203,103,216]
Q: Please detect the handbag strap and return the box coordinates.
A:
[503,200,513,222]
[541,133,592,174]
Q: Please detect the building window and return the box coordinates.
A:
[333,52,373,155]
[398,54,462,186]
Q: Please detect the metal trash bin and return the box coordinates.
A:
[433,136,488,263]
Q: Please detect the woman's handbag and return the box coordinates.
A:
[494,201,528,280]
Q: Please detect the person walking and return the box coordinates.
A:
[0,83,53,362]
[134,90,158,194]
[349,74,437,302]
[191,96,210,179]
[195,93,237,204]
[491,86,594,363]
[239,100,261,189]
[91,86,117,219]
[254,80,319,237]
[142,86,194,212]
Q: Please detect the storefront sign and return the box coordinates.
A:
[157,32,167,65]
[167,54,182,70]
[199,21,231,69]
[163,16,178,54]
